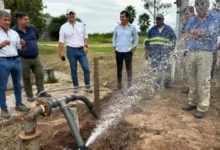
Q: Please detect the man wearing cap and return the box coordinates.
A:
[182,0,219,119]
[112,10,139,89]
[144,13,176,89]
[0,10,30,119]
[58,9,92,93]
[12,12,51,101]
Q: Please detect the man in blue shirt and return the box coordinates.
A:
[12,12,51,101]
[144,13,176,89]
[113,10,139,89]
[182,0,219,119]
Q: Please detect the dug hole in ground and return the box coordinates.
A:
[0,55,220,150]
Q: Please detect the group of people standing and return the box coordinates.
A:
[144,0,220,119]
[0,0,219,120]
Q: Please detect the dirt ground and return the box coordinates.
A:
[1,53,220,150]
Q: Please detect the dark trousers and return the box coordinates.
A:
[116,51,133,88]
[20,56,44,97]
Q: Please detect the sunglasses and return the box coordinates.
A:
[195,2,208,7]
[156,18,162,21]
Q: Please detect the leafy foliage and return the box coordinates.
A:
[125,5,136,24]
[142,0,172,24]
[4,0,46,34]
[138,13,151,35]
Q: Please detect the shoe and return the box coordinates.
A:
[182,104,197,111]
[164,80,171,88]
[181,88,189,94]
[27,96,37,102]
[37,92,51,98]
[15,104,30,112]
[73,86,78,93]
[1,109,10,119]
[85,86,93,93]
[194,111,205,119]
[114,85,122,91]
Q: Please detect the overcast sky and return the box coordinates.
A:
[42,0,205,33]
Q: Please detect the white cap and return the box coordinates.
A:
[66,8,75,14]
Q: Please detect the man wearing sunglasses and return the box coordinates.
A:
[144,13,176,89]
[182,0,219,119]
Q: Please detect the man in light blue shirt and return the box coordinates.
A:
[182,0,219,119]
[112,10,139,89]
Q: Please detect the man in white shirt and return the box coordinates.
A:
[58,8,92,93]
[0,10,30,119]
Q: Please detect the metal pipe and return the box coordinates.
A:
[59,100,86,149]
[73,95,99,119]
[24,106,45,134]
[23,95,97,149]
[50,95,99,119]
[36,85,94,99]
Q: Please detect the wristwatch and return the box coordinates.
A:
[84,45,88,48]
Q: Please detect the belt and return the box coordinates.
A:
[0,56,19,59]
[68,46,83,49]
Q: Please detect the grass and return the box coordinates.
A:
[38,37,145,88]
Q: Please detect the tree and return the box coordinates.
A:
[4,0,46,35]
[125,5,136,24]
[142,0,172,24]
[138,13,151,35]
[48,15,82,41]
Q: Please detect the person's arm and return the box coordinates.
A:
[131,26,139,52]
[15,33,25,51]
[170,27,177,51]
[182,17,193,41]
[83,24,89,53]
[144,31,151,60]
[34,26,39,40]
[112,27,117,53]
[58,26,65,60]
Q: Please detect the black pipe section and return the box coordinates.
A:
[47,95,98,149]
[58,100,85,149]
[73,95,99,119]
[24,95,97,149]
[50,95,99,119]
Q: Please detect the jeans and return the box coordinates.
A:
[67,46,90,87]
[20,56,44,97]
[116,51,133,87]
[0,58,22,110]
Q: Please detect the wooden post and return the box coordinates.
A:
[94,58,100,116]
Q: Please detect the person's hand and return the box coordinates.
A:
[59,52,64,60]
[182,33,192,41]
[83,46,88,53]
[20,39,25,47]
[0,40,10,48]
[131,47,136,53]
[145,52,148,60]
[217,43,220,49]
[114,47,116,53]
[197,29,205,36]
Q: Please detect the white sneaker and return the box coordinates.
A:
[85,86,93,93]
[73,87,78,93]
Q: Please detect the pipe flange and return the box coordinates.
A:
[36,99,52,116]
[19,129,42,140]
